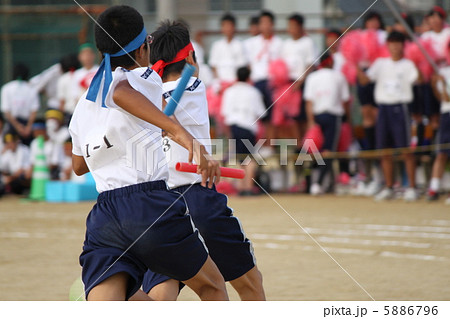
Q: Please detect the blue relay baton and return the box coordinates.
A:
[163,64,196,116]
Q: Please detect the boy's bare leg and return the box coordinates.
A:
[381,155,394,188]
[148,279,179,301]
[129,289,154,301]
[87,272,130,301]
[432,153,448,180]
[183,256,228,300]
[229,266,266,301]
[404,153,416,188]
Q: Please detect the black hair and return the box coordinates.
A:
[401,13,415,31]
[249,15,259,26]
[288,13,304,26]
[363,10,385,30]
[13,63,29,81]
[150,20,194,80]
[327,28,342,38]
[320,52,333,66]
[221,13,236,25]
[387,30,406,43]
[260,10,275,23]
[95,5,145,69]
[60,54,80,73]
[237,66,250,82]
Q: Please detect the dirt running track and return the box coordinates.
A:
[0,195,449,301]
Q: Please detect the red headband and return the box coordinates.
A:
[319,55,333,68]
[151,42,194,77]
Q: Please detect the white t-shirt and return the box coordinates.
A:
[162,77,211,189]
[29,137,61,166]
[57,71,79,114]
[304,68,350,116]
[209,37,248,83]
[437,66,450,114]
[221,81,266,133]
[421,28,450,63]
[69,67,168,193]
[29,63,62,109]
[366,57,418,105]
[0,144,31,174]
[281,35,316,81]
[245,34,283,82]
[1,80,40,119]
[332,51,346,73]
[73,65,99,100]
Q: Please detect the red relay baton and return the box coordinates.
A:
[175,162,245,179]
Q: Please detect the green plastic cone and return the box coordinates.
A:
[29,135,49,201]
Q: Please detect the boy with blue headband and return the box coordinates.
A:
[131,20,265,301]
[69,5,226,301]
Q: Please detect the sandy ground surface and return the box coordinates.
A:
[1,194,449,301]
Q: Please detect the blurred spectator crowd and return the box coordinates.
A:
[1,5,450,204]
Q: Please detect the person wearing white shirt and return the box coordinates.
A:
[73,43,99,102]
[281,13,317,139]
[428,68,450,204]
[135,21,264,302]
[326,29,346,73]
[245,10,283,124]
[222,66,266,195]
[281,14,316,85]
[304,53,350,195]
[209,13,247,84]
[1,63,40,146]
[421,6,450,130]
[29,62,62,110]
[57,54,81,122]
[0,133,31,194]
[69,6,224,301]
[358,31,419,202]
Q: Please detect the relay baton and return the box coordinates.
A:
[176,162,245,179]
[163,64,196,116]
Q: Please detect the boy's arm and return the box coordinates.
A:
[431,74,450,102]
[305,100,315,129]
[113,80,220,187]
[72,154,89,176]
[357,67,371,86]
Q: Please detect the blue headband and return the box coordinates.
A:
[86,27,147,108]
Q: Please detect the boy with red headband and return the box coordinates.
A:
[69,6,226,301]
[132,20,265,301]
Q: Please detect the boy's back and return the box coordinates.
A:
[162,76,211,188]
[304,68,349,116]
[221,81,266,132]
[69,66,168,193]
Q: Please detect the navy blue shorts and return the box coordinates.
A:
[437,112,450,156]
[142,183,255,293]
[375,104,411,150]
[357,81,376,107]
[254,80,272,121]
[231,125,255,163]
[423,82,441,116]
[314,113,342,151]
[80,180,208,300]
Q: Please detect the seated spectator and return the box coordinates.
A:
[28,122,63,181]
[1,63,40,146]
[221,67,266,196]
[0,134,31,195]
[304,53,350,195]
